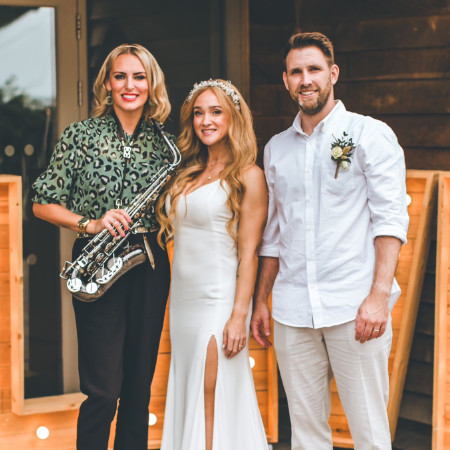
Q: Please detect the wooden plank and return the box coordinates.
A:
[0,226,8,250]
[252,80,450,117]
[388,171,438,436]
[334,80,450,115]
[295,0,450,24]
[0,388,11,413]
[0,409,79,436]
[251,48,450,84]
[0,318,10,344]
[337,47,450,81]
[7,177,24,416]
[416,301,436,335]
[302,15,450,52]
[404,361,434,395]
[433,173,450,449]
[405,148,450,172]
[410,333,435,364]
[394,421,434,450]
[250,25,294,56]
[0,250,9,273]
[21,393,86,415]
[89,0,208,21]
[266,294,278,443]
[376,116,450,149]
[250,0,296,26]
[400,392,433,425]
[90,18,211,47]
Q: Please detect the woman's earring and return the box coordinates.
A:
[106,90,113,105]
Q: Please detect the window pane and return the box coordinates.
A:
[0,6,62,398]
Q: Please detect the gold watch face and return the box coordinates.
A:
[78,217,89,230]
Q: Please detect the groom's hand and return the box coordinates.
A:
[251,302,272,348]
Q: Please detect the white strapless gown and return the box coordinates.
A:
[160,180,268,450]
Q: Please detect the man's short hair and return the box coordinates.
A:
[283,32,335,69]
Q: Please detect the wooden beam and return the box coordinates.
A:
[225,0,250,101]
[388,170,438,436]
[2,176,24,416]
[432,172,450,450]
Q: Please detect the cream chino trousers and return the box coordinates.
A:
[274,318,392,450]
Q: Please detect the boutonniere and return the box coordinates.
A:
[330,132,356,179]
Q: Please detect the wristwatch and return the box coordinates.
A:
[77,216,91,234]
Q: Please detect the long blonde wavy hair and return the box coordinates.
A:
[91,44,171,123]
[157,80,257,246]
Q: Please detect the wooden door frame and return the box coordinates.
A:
[224,0,250,102]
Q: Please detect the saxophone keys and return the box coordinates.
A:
[107,257,117,270]
[85,282,99,294]
[67,278,82,293]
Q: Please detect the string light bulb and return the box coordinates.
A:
[148,413,157,426]
[406,194,412,206]
[36,426,50,439]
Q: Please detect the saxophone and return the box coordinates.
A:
[60,119,181,302]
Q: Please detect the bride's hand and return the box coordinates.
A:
[222,315,247,358]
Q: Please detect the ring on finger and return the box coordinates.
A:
[373,329,380,333]
[238,344,244,349]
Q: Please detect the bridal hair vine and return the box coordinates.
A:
[186,79,241,110]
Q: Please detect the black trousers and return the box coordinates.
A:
[72,231,170,450]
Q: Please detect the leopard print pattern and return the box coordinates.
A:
[32,114,174,228]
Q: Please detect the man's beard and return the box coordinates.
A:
[294,80,332,116]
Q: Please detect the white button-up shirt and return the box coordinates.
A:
[259,101,409,328]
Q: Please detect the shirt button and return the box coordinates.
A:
[307,226,313,231]
[306,169,311,174]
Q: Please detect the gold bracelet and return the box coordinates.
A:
[77,216,91,234]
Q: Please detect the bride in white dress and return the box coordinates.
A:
[157,79,268,450]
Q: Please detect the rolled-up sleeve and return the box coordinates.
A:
[361,121,409,245]
[258,141,280,257]
[32,123,81,205]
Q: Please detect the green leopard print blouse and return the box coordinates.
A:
[32,114,174,229]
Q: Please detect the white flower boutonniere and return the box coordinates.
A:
[330,132,355,179]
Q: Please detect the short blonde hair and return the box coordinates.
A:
[92,44,171,122]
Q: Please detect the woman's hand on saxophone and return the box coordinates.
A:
[86,209,132,237]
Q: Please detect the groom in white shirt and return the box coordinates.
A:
[251,32,409,450]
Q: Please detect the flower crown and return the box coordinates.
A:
[186,79,241,110]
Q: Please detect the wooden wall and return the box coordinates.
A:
[249,0,450,170]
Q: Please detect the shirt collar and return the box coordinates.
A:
[291,100,346,136]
